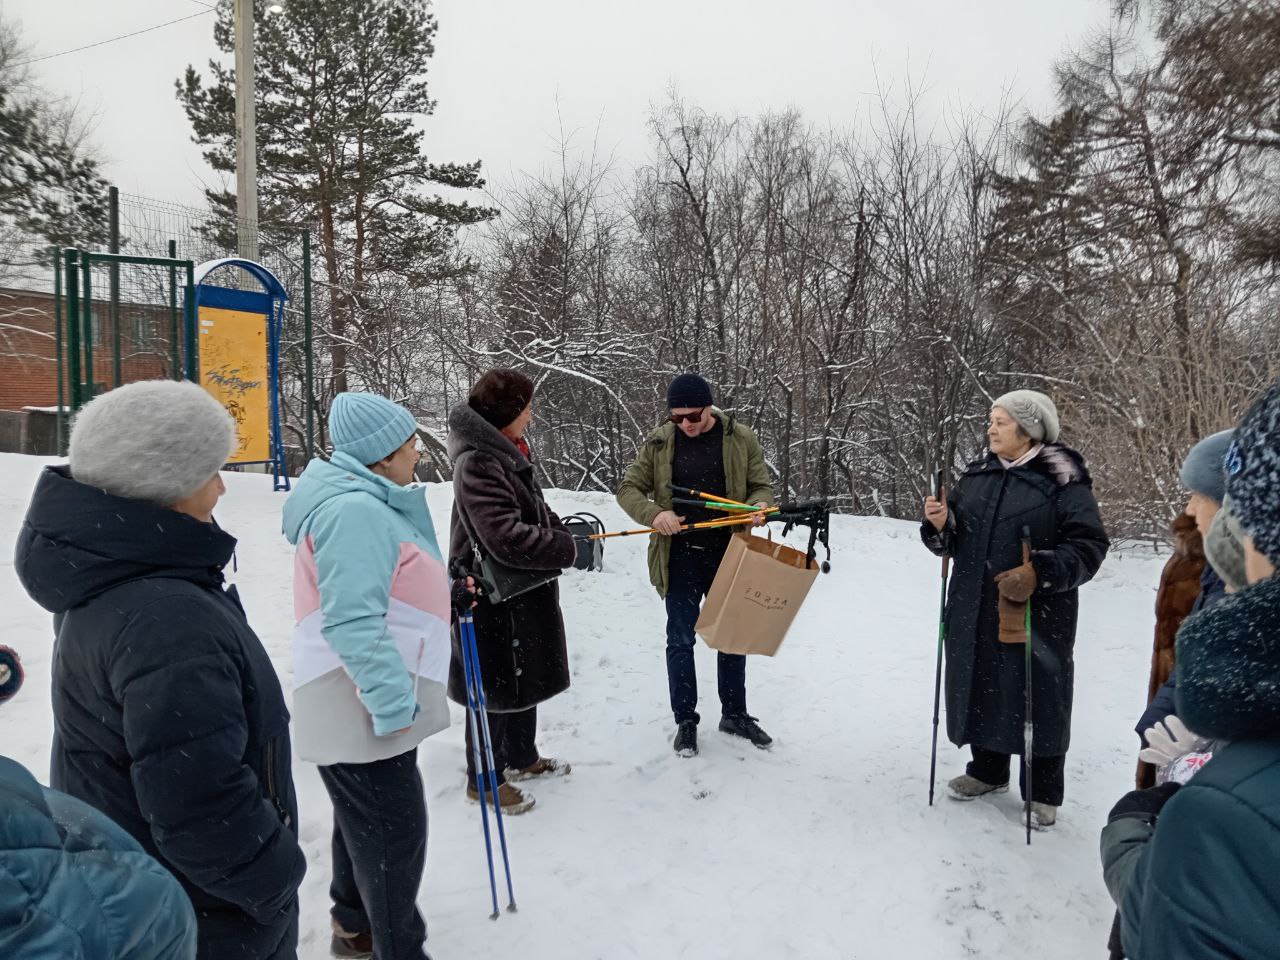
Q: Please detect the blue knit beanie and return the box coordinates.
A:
[330,392,417,465]
[1179,429,1234,503]
[667,373,714,409]
[1226,379,1280,566]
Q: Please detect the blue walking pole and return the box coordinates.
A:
[462,613,518,913]
[461,611,518,914]
[459,610,501,919]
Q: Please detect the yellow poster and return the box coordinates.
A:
[197,306,270,464]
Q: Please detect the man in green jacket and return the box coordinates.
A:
[616,373,775,757]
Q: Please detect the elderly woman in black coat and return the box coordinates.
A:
[922,390,1109,828]
[448,369,578,815]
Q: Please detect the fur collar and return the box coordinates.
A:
[447,402,530,472]
[966,443,1091,488]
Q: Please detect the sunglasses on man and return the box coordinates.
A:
[669,408,706,425]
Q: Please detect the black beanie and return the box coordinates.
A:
[667,373,713,409]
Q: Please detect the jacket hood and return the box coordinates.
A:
[447,402,530,472]
[281,451,433,545]
[14,465,235,614]
[1177,573,1280,742]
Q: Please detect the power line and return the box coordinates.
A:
[14,9,215,67]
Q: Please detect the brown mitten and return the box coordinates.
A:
[994,542,1035,644]
[998,595,1029,644]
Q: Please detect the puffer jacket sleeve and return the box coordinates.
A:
[107,600,306,926]
[616,439,662,527]
[1031,482,1109,594]
[0,758,198,960]
[40,787,199,959]
[456,451,576,570]
[1118,783,1274,959]
[308,494,420,735]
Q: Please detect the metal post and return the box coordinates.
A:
[183,261,198,382]
[81,256,95,402]
[303,231,314,460]
[65,250,81,412]
[234,0,260,264]
[168,240,180,379]
[53,247,64,452]
[108,185,122,387]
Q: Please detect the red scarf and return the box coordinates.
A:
[517,437,531,460]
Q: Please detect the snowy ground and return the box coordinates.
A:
[0,453,1166,959]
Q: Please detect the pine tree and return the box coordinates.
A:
[0,17,106,254]
[177,0,497,393]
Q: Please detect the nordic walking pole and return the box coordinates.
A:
[581,510,771,541]
[928,469,949,806]
[459,610,501,918]
[669,485,757,508]
[464,614,517,913]
[1022,526,1033,846]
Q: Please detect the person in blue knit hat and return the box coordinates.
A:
[284,391,450,960]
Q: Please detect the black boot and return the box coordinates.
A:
[673,720,698,757]
[719,714,772,748]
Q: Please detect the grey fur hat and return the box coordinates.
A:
[992,390,1061,444]
[70,380,235,506]
[1204,494,1248,592]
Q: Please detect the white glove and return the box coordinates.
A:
[1139,715,1209,766]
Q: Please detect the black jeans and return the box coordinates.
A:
[464,705,539,787]
[968,745,1066,806]
[665,538,747,724]
[318,749,428,960]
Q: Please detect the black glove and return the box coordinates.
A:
[451,576,479,612]
[1107,782,1181,825]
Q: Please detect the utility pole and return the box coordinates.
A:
[234,0,259,264]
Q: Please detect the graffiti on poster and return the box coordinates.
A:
[197,306,269,464]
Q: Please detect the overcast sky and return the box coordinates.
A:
[7,0,1109,208]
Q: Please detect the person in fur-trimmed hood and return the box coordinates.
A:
[447,369,579,816]
[922,390,1110,828]
[1101,378,1280,960]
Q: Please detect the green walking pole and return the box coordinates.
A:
[928,469,949,806]
[1022,526,1034,845]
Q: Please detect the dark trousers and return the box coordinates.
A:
[968,745,1066,806]
[318,749,428,960]
[464,705,539,787]
[665,539,747,724]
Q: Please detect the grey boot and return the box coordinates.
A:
[1031,801,1058,828]
[946,774,1009,800]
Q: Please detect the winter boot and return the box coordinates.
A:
[465,780,536,815]
[946,774,1009,800]
[330,922,373,959]
[1031,801,1058,829]
[674,720,698,757]
[505,757,571,781]
[719,713,773,748]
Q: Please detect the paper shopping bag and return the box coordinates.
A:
[695,531,819,656]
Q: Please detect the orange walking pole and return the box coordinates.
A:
[583,510,769,541]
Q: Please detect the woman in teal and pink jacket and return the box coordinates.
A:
[283,391,448,960]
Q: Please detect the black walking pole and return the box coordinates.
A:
[928,469,949,806]
[1022,526,1033,845]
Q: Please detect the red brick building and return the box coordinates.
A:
[0,286,177,411]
